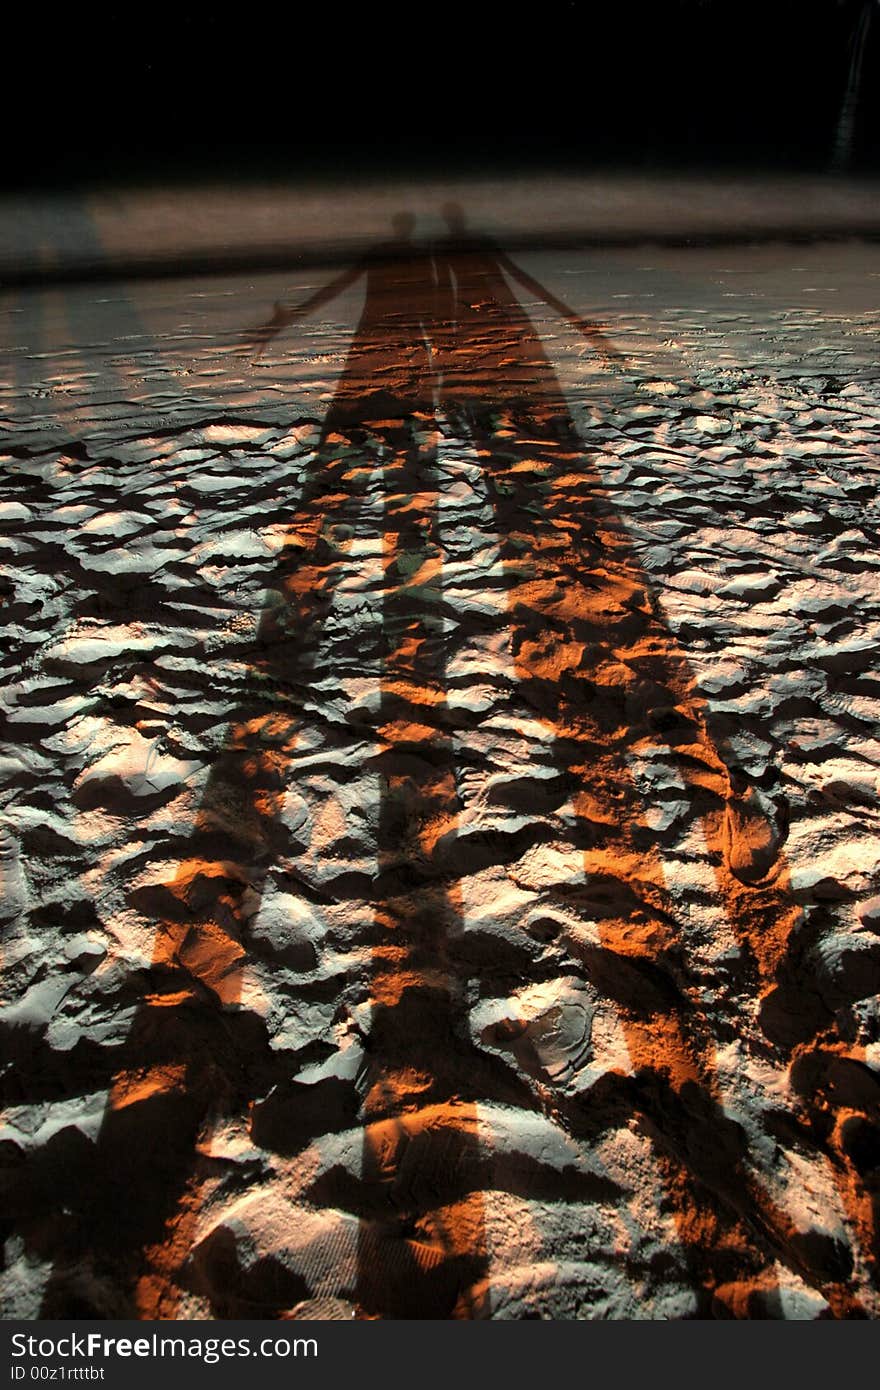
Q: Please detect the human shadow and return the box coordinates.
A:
[422,204,819,1311]
[35,214,529,1320]
[434,205,873,1313]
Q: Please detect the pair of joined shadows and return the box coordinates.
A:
[31,214,874,1319]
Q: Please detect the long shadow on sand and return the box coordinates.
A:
[24,212,875,1319]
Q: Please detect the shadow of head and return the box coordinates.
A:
[440,201,467,235]
[391,211,416,240]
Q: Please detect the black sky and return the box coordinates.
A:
[7,1,879,188]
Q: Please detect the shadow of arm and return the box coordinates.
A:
[243,261,364,355]
[499,249,627,364]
